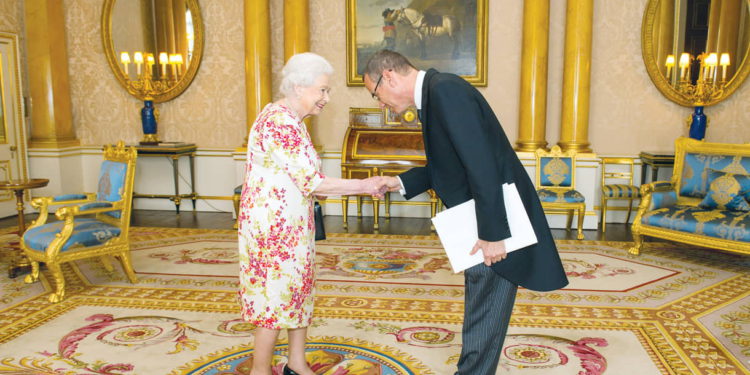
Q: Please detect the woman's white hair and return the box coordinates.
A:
[279,52,334,97]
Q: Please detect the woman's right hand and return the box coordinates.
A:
[361,176,390,199]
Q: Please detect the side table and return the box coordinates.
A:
[639,151,675,185]
[0,178,49,278]
[134,143,197,213]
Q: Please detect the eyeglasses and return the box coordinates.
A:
[371,74,383,101]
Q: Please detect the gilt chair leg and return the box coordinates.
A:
[46,262,66,303]
[385,192,391,219]
[100,255,114,272]
[577,204,585,240]
[373,198,380,231]
[341,196,349,228]
[601,197,607,233]
[629,230,644,255]
[233,193,240,230]
[625,198,635,224]
[117,251,138,283]
[566,210,574,230]
[24,260,41,284]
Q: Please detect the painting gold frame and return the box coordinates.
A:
[346,0,488,86]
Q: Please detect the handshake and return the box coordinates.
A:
[361,176,402,199]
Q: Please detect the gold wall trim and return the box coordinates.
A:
[28,139,82,149]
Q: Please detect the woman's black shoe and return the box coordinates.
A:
[283,364,301,375]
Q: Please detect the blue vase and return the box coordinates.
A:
[689,106,707,140]
[140,100,159,144]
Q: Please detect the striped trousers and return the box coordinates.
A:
[455,263,518,375]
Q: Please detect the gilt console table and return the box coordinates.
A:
[134,143,197,213]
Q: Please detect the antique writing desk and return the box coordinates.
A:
[134,143,197,213]
[340,108,438,230]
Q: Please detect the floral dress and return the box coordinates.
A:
[238,103,325,329]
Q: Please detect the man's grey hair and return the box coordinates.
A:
[364,49,416,81]
[280,52,334,97]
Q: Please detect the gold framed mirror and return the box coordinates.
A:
[101,0,204,103]
[642,0,750,106]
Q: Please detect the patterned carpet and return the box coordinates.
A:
[0,226,748,374]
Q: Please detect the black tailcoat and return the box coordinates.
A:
[399,69,568,292]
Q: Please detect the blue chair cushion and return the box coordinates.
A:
[602,184,640,199]
[537,188,585,203]
[23,218,121,252]
[642,205,750,242]
[679,153,750,198]
[539,157,573,187]
[699,170,750,211]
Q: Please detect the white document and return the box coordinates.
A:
[431,183,538,273]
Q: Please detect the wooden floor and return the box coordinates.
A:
[0,210,634,242]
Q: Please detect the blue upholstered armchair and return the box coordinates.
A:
[535,146,586,240]
[22,142,138,303]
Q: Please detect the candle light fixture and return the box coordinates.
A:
[117,49,186,144]
[663,51,732,140]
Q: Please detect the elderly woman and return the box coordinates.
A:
[238,53,385,375]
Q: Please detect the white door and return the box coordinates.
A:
[0,33,30,218]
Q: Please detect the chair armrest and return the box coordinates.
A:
[28,193,97,230]
[55,201,123,220]
[640,181,677,211]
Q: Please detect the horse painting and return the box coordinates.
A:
[393,7,461,59]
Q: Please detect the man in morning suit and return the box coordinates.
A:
[363,50,569,375]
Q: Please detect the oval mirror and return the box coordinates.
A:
[642,0,750,106]
[102,0,204,103]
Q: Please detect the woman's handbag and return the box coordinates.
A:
[314,201,326,241]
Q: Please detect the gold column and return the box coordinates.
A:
[717,0,742,78]
[24,0,79,148]
[173,0,188,65]
[706,0,722,53]
[284,0,310,61]
[654,0,675,78]
[558,0,593,153]
[516,0,550,152]
[244,0,272,134]
[284,0,315,138]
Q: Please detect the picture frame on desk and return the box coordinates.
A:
[346,0,488,86]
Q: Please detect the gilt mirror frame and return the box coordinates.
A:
[101,0,205,103]
[642,0,750,107]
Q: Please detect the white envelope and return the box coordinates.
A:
[431,183,538,273]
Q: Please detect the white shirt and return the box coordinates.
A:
[396,70,427,195]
